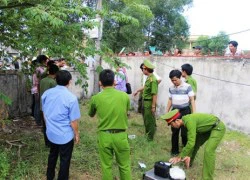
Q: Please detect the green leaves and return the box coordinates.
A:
[0,92,12,105]
[195,32,229,55]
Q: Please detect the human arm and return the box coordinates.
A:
[88,97,96,117]
[153,72,162,84]
[187,85,196,113]
[133,86,144,96]
[179,120,196,158]
[71,120,80,144]
[190,96,196,113]
[169,156,190,169]
[151,94,157,113]
[166,99,172,112]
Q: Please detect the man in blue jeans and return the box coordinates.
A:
[42,70,81,180]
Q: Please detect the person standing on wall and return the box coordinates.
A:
[88,69,132,180]
[166,69,196,156]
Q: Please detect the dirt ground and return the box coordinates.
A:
[0,116,42,153]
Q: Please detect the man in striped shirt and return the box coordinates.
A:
[166,69,196,156]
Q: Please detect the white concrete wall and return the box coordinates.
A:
[122,56,250,134]
[71,56,250,134]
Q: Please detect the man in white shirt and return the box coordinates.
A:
[224,40,244,57]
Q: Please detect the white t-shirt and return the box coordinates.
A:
[224,48,244,57]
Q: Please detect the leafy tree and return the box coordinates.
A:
[209,32,229,55]
[0,0,153,97]
[195,32,229,55]
[145,0,192,52]
[102,0,153,53]
[194,35,210,54]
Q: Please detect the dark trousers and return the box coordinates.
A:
[40,111,50,147]
[137,92,143,113]
[171,107,191,154]
[33,93,41,125]
[47,139,74,180]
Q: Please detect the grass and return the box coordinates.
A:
[1,101,250,179]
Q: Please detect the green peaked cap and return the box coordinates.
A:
[160,109,180,125]
[143,59,155,69]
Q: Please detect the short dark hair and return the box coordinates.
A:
[146,68,154,73]
[181,64,193,75]
[169,69,182,79]
[37,55,48,64]
[47,60,55,67]
[56,70,72,86]
[48,64,59,75]
[140,63,144,70]
[229,41,238,47]
[99,69,115,87]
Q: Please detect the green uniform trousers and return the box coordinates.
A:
[142,100,156,141]
[190,121,225,180]
[97,131,132,180]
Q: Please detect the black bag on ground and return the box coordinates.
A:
[126,83,132,94]
[154,161,171,178]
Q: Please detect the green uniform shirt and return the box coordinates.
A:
[180,113,219,158]
[88,87,130,131]
[186,76,197,94]
[142,74,158,100]
[40,76,57,96]
[40,76,57,110]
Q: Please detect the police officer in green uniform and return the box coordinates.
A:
[161,109,226,180]
[142,59,158,141]
[88,69,132,180]
[181,63,197,99]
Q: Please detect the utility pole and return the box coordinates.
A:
[93,0,103,94]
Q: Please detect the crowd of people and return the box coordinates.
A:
[117,40,246,58]
[23,51,227,180]
[87,59,225,180]
[29,55,80,180]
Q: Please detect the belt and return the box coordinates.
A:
[212,119,220,129]
[143,99,152,101]
[104,129,125,134]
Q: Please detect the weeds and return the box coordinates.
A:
[0,103,250,179]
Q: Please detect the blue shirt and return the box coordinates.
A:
[42,85,81,144]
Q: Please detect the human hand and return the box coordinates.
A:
[151,106,156,113]
[182,156,190,168]
[133,91,138,97]
[169,156,181,164]
[75,133,80,144]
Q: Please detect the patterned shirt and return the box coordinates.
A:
[115,69,127,92]
[168,81,194,109]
